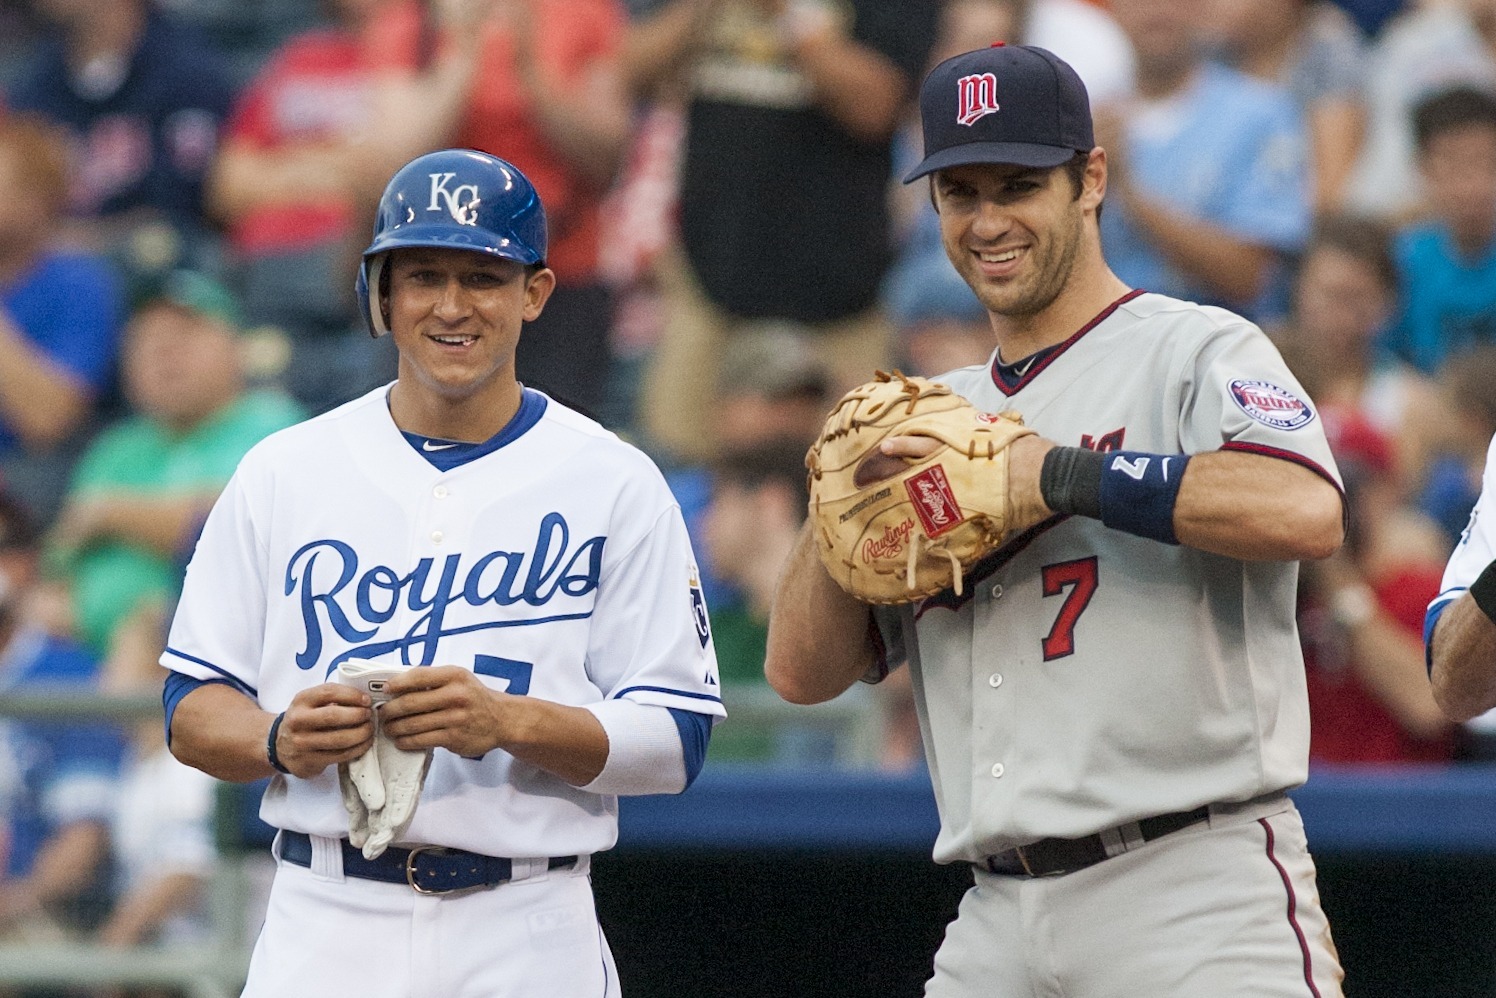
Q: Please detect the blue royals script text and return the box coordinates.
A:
[285,512,606,670]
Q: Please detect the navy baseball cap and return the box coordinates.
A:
[903,43,1095,183]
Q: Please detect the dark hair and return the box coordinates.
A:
[1412,85,1496,153]
[1302,213,1398,292]
[710,439,812,512]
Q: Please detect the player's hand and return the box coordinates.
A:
[275,684,376,779]
[378,666,509,758]
[873,433,1056,520]
[1007,433,1056,521]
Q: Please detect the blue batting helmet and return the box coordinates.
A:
[355,148,548,336]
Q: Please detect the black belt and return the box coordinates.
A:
[985,806,1210,878]
[280,831,577,895]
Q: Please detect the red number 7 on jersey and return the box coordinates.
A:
[1040,556,1099,660]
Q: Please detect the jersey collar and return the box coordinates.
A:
[988,289,1145,396]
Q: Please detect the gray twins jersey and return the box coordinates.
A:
[875,291,1342,866]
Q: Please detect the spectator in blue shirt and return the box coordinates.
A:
[0,487,122,938]
[1382,86,1496,376]
[6,0,236,278]
[0,115,124,523]
[1097,0,1310,321]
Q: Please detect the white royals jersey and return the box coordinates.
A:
[163,387,724,859]
[1429,433,1496,734]
[875,291,1342,865]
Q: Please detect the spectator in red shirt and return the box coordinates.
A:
[1300,407,1454,765]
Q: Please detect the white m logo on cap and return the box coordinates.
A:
[428,172,482,225]
[956,73,1001,126]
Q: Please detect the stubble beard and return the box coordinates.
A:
[966,203,1084,319]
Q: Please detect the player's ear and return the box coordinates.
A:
[522,266,557,322]
[1081,147,1107,212]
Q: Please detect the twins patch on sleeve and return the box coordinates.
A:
[1228,380,1315,430]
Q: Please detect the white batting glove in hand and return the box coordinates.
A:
[338,742,383,852]
[360,733,433,859]
[336,713,434,859]
[335,657,428,855]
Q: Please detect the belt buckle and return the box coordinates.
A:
[405,845,452,895]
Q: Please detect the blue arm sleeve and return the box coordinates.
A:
[667,707,712,788]
[162,671,239,746]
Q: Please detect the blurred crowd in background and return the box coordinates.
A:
[0,0,1488,955]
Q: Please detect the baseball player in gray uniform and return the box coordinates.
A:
[767,45,1346,996]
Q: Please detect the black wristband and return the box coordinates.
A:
[1039,446,1104,519]
[1470,560,1496,626]
[266,712,291,775]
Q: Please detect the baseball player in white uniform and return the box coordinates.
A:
[162,149,723,997]
[767,45,1346,996]
[1426,435,1496,731]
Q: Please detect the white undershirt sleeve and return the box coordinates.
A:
[579,700,687,796]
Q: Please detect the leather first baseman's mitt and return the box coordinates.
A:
[807,371,1041,604]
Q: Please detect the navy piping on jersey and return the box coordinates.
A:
[988,289,1145,396]
[163,647,258,697]
[917,514,1069,618]
[611,685,724,706]
[401,388,549,470]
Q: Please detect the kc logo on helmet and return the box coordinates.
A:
[428,172,482,226]
[956,73,1001,127]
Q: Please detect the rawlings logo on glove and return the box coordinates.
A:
[806,371,1045,604]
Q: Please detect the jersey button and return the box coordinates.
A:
[431,530,444,544]
[988,673,1003,688]
[989,585,1003,600]
[990,763,1005,778]
[434,485,449,499]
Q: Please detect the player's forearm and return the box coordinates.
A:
[765,524,879,704]
[493,697,610,786]
[1430,594,1496,722]
[1172,451,1343,561]
[169,683,278,783]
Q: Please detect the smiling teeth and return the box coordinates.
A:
[434,335,475,345]
[980,250,1020,263]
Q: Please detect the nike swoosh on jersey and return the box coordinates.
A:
[423,440,459,451]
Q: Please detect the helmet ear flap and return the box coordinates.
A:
[362,253,390,338]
